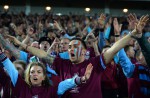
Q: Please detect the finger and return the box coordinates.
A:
[54,20,57,23]
[133,13,138,21]
[128,13,132,21]
[145,17,149,23]
[86,63,92,69]
[143,15,149,22]
[139,15,145,21]
[5,35,13,39]
[130,14,135,20]
[135,22,138,28]
[89,66,93,73]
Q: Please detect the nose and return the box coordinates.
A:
[33,72,38,76]
[70,46,74,52]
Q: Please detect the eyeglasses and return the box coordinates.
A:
[60,42,69,45]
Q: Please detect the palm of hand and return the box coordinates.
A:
[135,15,149,34]
[84,63,93,80]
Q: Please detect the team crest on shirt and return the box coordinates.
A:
[70,87,80,93]
[85,51,90,60]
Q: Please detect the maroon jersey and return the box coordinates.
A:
[0,67,13,98]
[127,64,150,98]
[101,61,118,89]
[52,55,105,98]
[12,76,58,98]
[101,61,128,98]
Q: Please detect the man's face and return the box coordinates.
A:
[86,38,93,48]
[47,32,56,40]
[68,40,85,64]
[134,41,140,50]
[31,42,39,49]
[137,52,147,66]
[39,41,50,52]
[60,38,70,52]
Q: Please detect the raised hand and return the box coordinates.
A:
[81,63,93,82]
[135,15,149,34]
[53,20,62,30]
[98,13,106,28]
[47,37,60,54]
[27,26,35,36]
[127,13,138,31]
[113,18,122,35]
[5,35,21,46]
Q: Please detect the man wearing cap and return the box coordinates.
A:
[38,36,52,52]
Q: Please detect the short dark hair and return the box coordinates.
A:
[13,60,26,70]
[38,37,52,45]
[124,45,133,52]
[71,37,87,49]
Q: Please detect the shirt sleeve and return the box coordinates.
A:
[98,32,106,51]
[2,58,18,86]
[19,51,28,63]
[57,75,77,96]
[100,54,106,69]
[63,33,75,39]
[87,26,92,33]
[59,52,70,60]
[104,26,111,39]
[118,49,135,78]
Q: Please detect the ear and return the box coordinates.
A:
[82,49,87,56]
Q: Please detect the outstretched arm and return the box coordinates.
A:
[6,35,55,65]
[0,48,18,86]
[118,49,135,77]
[57,63,93,96]
[103,14,149,65]
[0,34,20,59]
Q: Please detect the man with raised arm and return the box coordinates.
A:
[1,14,149,98]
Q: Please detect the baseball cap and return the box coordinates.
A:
[38,37,52,45]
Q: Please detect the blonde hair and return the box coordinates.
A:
[25,62,51,87]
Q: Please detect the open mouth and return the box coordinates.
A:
[33,77,38,81]
[71,53,75,57]
[44,46,47,49]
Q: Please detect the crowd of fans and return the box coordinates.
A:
[0,11,149,98]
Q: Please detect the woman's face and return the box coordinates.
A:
[30,65,45,86]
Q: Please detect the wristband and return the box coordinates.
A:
[114,35,120,37]
[75,76,81,85]
[0,52,7,62]
[129,32,137,39]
